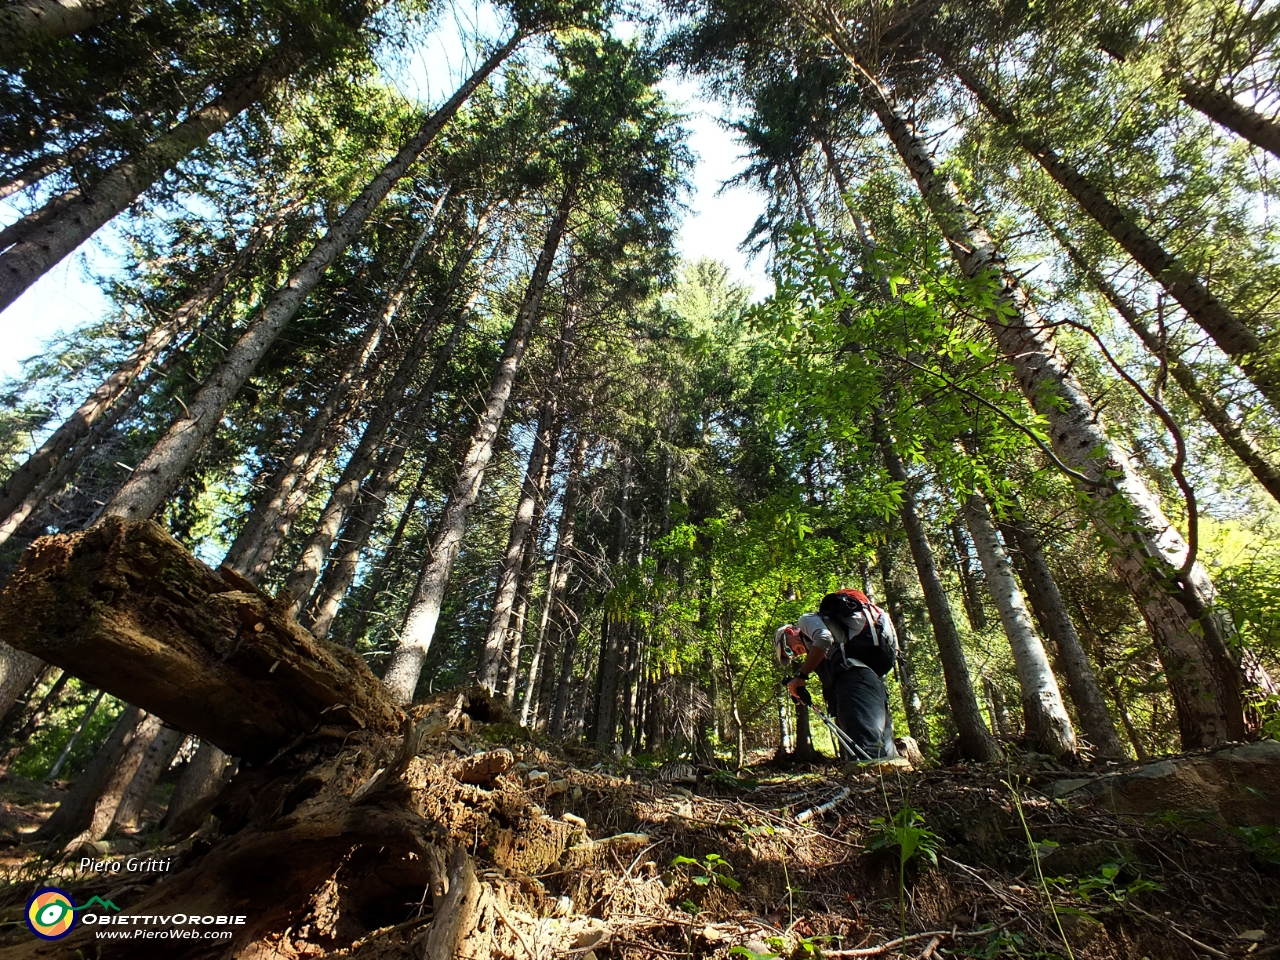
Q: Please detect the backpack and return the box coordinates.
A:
[817,588,899,676]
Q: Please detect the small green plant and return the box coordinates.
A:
[974,929,1067,958]
[1227,824,1280,865]
[1067,861,1162,903]
[865,803,939,943]
[762,932,830,957]
[671,852,741,892]
[728,945,781,959]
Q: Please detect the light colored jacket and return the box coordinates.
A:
[796,606,895,672]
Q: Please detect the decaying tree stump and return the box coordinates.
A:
[0,518,400,760]
[0,521,596,959]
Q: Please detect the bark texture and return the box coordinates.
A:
[0,518,401,759]
[846,60,1245,749]
[35,707,162,842]
[0,641,44,723]
[1176,73,1280,159]
[1053,226,1280,505]
[382,183,575,704]
[160,739,230,837]
[963,493,1077,756]
[1000,515,1127,758]
[877,429,1000,761]
[99,36,520,522]
[0,0,119,58]
[943,53,1280,414]
[109,723,184,832]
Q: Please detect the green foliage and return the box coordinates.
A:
[865,805,940,869]
[1226,825,1280,866]
[10,683,122,781]
[671,852,741,892]
[1060,861,1162,903]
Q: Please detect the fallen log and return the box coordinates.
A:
[0,517,400,760]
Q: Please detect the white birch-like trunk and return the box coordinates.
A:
[1000,515,1128,758]
[381,184,574,704]
[98,35,521,523]
[964,493,1077,755]
[833,52,1245,748]
[876,422,1001,761]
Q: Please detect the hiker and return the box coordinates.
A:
[776,589,898,760]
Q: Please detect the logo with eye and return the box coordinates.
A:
[26,888,77,940]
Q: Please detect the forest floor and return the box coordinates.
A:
[0,695,1278,959]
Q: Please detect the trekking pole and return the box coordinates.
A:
[792,684,876,763]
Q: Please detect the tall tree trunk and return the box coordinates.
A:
[97,35,521,523]
[1051,224,1280,505]
[501,443,557,709]
[302,402,443,641]
[963,492,1077,755]
[0,0,124,59]
[0,670,69,775]
[0,329,191,549]
[0,47,312,310]
[110,724,184,832]
[335,456,432,648]
[999,515,1127,758]
[478,398,561,691]
[1174,72,1280,159]
[224,207,443,581]
[878,547,931,749]
[521,431,588,727]
[1110,681,1150,760]
[0,642,45,723]
[0,223,273,539]
[840,56,1245,749]
[592,450,633,749]
[941,52,1280,413]
[547,598,582,739]
[0,133,107,200]
[949,519,988,631]
[47,688,104,779]
[35,706,161,842]
[381,183,574,704]
[983,675,1014,738]
[282,238,483,613]
[619,633,642,755]
[876,425,1001,760]
[160,739,230,837]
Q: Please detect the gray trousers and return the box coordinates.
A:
[822,665,897,760]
